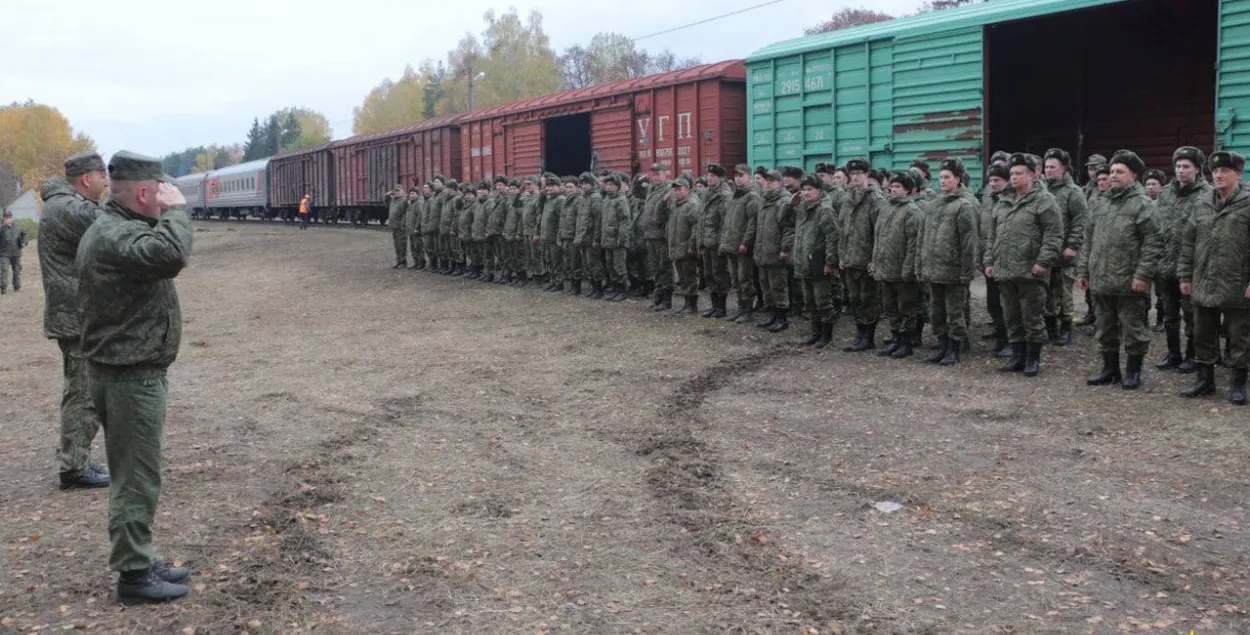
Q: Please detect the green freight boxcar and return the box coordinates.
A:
[748,0,1250,187]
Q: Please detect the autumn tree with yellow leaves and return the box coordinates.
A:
[0,100,96,194]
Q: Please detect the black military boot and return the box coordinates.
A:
[59,465,110,490]
[726,296,746,322]
[1154,312,1165,332]
[925,336,949,364]
[482,273,494,283]
[848,324,877,351]
[1122,354,1144,390]
[814,320,834,349]
[890,330,914,358]
[153,562,191,584]
[1057,317,1073,346]
[802,317,822,345]
[1044,315,1060,344]
[679,295,699,315]
[1087,351,1121,386]
[590,282,604,300]
[1077,308,1096,327]
[1156,327,1182,370]
[117,567,190,605]
[1178,336,1196,373]
[1180,363,1216,398]
[767,308,790,333]
[999,342,1026,372]
[1230,369,1248,405]
[570,280,583,296]
[658,291,673,311]
[940,340,961,366]
[1022,342,1042,377]
[701,295,719,318]
[878,330,902,357]
[711,294,727,318]
[393,259,406,269]
[757,306,778,329]
[735,305,756,324]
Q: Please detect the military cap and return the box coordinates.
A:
[434,173,447,182]
[813,162,830,175]
[107,150,173,182]
[987,164,1010,180]
[602,173,622,187]
[908,159,930,176]
[695,176,708,187]
[445,181,460,192]
[938,157,965,177]
[763,169,783,182]
[706,163,726,178]
[65,152,105,178]
[1085,153,1108,167]
[650,162,669,172]
[672,175,693,189]
[990,151,1011,165]
[1008,152,1038,172]
[875,167,892,182]
[1143,168,1167,184]
[1043,148,1071,167]
[754,165,769,178]
[781,166,804,180]
[834,164,850,178]
[734,163,751,176]
[408,185,419,194]
[508,179,521,188]
[1094,163,1111,176]
[1027,154,1043,171]
[846,158,871,173]
[1209,151,1246,172]
[542,172,559,182]
[889,170,917,191]
[799,175,821,190]
[578,173,596,186]
[1173,146,1206,168]
[493,175,508,185]
[1109,149,1145,176]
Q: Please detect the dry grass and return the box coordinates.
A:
[0,221,1247,634]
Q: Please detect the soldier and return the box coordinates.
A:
[439,181,462,275]
[537,176,565,292]
[697,164,732,318]
[462,185,484,279]
[816,163,849,319]
[485,177,509,283]
[1078,150,1161,390]
[1144,169,1166,200]
[558,177,583,295]
[1155,147,1211,372]
[599,174,631,301]
[874,171,923,358]
[425,178,446,272]
[385,184,407,268]
[839,158,884,351]
[980,163,1011,356]
[404,186,423,269]
[832,165,850,190]
[501,179,522,284]
[1042,148,1087,346]
[722,164,761,323]
[419,183,437,270]
[0,210,28,294]
[627,174,651,297]
[666,175,701,314]
[36,152,111,489]
[77,151,193,603]
[520,177,543,286]
[645,164,674,310]
[1077,164,1113,326]
[793,175,839,347]
[985,153,1063,377]
[576,173,606,298]
[754,170,795,332]
[1178,151,1250,404]
[753,165,768,190]
[909,159,936,203]
[1084,154,1108,201]
[919,157,978,365]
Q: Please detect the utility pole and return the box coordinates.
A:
[468,69,485,111]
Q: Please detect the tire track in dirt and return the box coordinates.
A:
[630,345,920,634]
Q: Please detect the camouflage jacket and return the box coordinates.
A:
[404,196,424,234]
[1045,174,1086,267]
[872,195,922,282]
[485,194,507,237]
[1076,182,1161,296]
[696,183,731,249]
[838,186,885,270]
[822,183,849,226]
[386,194,406,230]
[521,194,541,241]
[76,199,192,380]
[1179,184,1250,308]
[503,194,523,242]
[438,191,458,236]
[666,194,701,261]
[643,184,672,241]
[917,186,978,284]
[753,189,795,267]
[37,178,101,339]
[468,200,487,241]
[977,189,1002,269]
[792,198,838,279]
[422,192,441,234]
[720,185,761,254]
[985,183,1063,283]
[1155,178,1212,279]
[539,194,564,242]
[600,191,632,249]
[559,192,581,242]
[0,220,27,258]
[575,190,603,247]
[629,196,647,250]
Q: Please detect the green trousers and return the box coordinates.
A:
[759,265,789,310]
[91,371,168,573]
[701,251,731,295]
[844,268,879,325]
[1000,279,1047,343]
[674,257,699,297]
[1045,267,1075,318]
[1194,305,1249,368]
[929,283,970,341]
[799,276,834,318]
[880,280,921,333]
[57,339,101,477]
[604,247,628,285]
[391,230,407,263]
[647,240,672,292]
[1,256,20,291]
[727,252,756,309]
[582,246,604,283]
[1094,293,1152,355]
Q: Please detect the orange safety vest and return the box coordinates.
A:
[299,198,309,215]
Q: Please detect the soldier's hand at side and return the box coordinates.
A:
[1064,248,1077,261]
[156,182,186,209]
[1131,277,1149,294]
[1077,277,1089,291]
[1031,264,1047,278]
[532,236,540,245]
[1180,281,1192,296]
[867,262,875,275]
[779,251,790,262]
[824,265,836,276]
[984,266,994,279]
[738,245,747,254]
[1243,284,1250,300]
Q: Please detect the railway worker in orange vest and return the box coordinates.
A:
[298,193,311,230]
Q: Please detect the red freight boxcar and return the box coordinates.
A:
[269,141,335,220]
[458,61,746,182]
[332,113,464,223]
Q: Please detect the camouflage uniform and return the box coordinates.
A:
[667,191,701,304]
[560,188,583,289]
[37,173,104,481]
[576,185,605,293]
[540,191,566,286]
[502,190,522,280]
[839,186,884,328]
[822,181,849,314]
[486,190,508,279]
[386,193,408,266]
[1156,176,1211,366]
[422,188,441,270]
[644,182,674,304]
[1179,183,1250,382]
[919,186,979,344]
[979,188,1006,338]
[986,182,1063,358]
[720,182,761,317]
[404,193,424,267]
[464,196,483,274]
[874,194,923,341]
[521,189,544,279]
[697,182,732,308]
[76,152,192,581]
[0,214,27,292]
[1045,174,1087,334]
[600,187,632,294]
[754,188,795,311]
[792,196,839,320]
[438,187,460,271]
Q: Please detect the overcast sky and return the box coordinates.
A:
[0,0,927,161]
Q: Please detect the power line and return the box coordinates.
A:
[632,0,791,41]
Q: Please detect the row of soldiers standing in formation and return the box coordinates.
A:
[383,144,1250,404]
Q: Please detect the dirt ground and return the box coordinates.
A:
[1,220,1247,635]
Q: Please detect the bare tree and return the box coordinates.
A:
[804,7,893,36]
